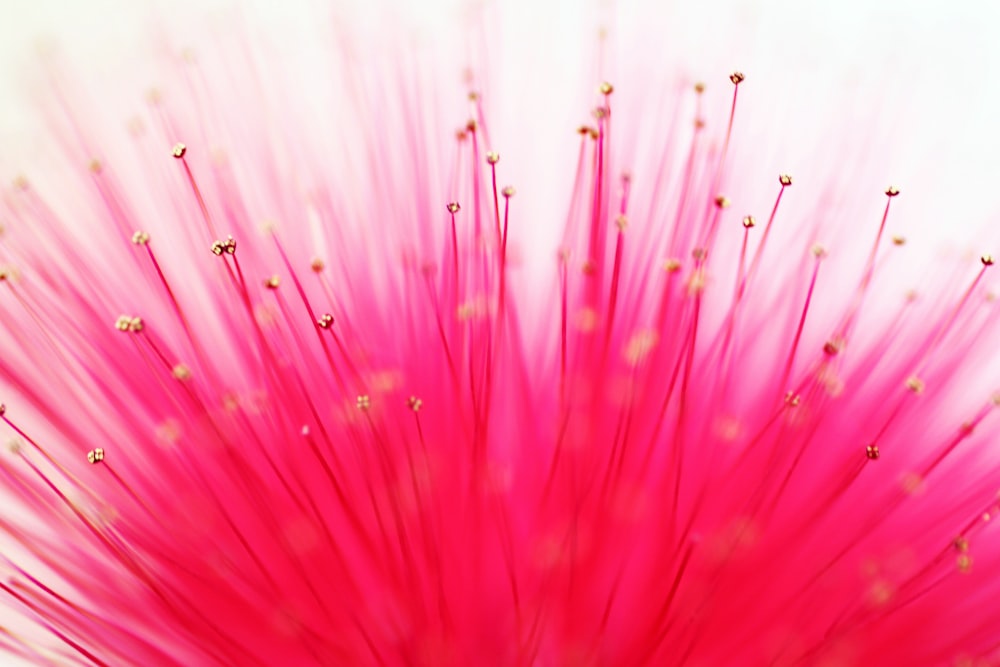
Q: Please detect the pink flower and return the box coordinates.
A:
[0,4,999,666]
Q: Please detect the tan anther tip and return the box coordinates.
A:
[615,214,628,232]
[599,81,614,95]
[407,396,423,412]
[87,448,105,464]
[811,244,827,259]
[317,314,334,329]
[742,215,756,229]
[694,82,705,94]
[501,186,516,198]
[310,257,325,273]
[172,364,191,381]
[729,71,745,85]
[172,142,187,159]
[663,258,682,273]
[885,185,900,197]
[446,202,461,214]
[982,254,994,266]
[356,395,371,411]
[485,151,499,165]
[714,195,730,209]
[263,275,280,289]
[865,444,880,460]
[779,174,793,186]
[892,235,906,246]
[131,230,150,245]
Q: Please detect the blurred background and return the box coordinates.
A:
[0,0,998,663]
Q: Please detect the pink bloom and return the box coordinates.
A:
[0,5,999,666]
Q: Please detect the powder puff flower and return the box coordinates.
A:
[0,1,999,665]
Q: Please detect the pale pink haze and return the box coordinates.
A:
[0,6,999,667]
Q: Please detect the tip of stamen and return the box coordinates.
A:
[211,237,237,256]
[501,186,516,198]
[86,448,105,465]
[742,215,756,229]
[317,314,334,329]
[866,444,880,460]
[356,395,371,411]
[446,202,461,214]
[694,82,705,94]
[172,364,191,381]
[714,195,731,209]
[131,230,150,245]
[407,396,423,412]
[982,254,994,266]
[779,174,793,187]
[310,258,325,273]
[599,81,614,95]
[172,143,187,159]
[485,151,499,165]
[885,185,900,197]
[263,275,280,289]
[729,71,745,85]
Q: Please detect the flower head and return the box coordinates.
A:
[0,4,999,666]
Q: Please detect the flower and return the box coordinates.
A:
[1,3,1000,666]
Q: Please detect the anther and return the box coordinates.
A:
[784,392,801,407]
[615,214,628,232]
[115,315,132,332]
[714,195,730,209]
[172,364,191,381]
[131,230,150,245]
[957,553,973,573]
[982,254,994,267]
[885,185,900,197]
[211,236,237,256]
[88,159,102,174]
[663,258,682,273]
[485,152,499,165]
[172,143,187,159]
[865,444,880,460]
[263,275,280,289]
[356,395,371,411]
[501,186,516,198]
[823,339,842,356]
[86,448,105,465]
[742,215,756,229]
[892,235,906,246]
[128,317,144,333]
[310,258,325,273]
[407,396,423,412]
[811,245,827,259]
[779,174,793,186]
[905,376,925,394]
[446,202,461,214]
[729,72,745,85]
[954,536,970,552]
[694,82,705,94]
[599,81,614,95]
[0,404,6,417]
[317,314,334,329]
